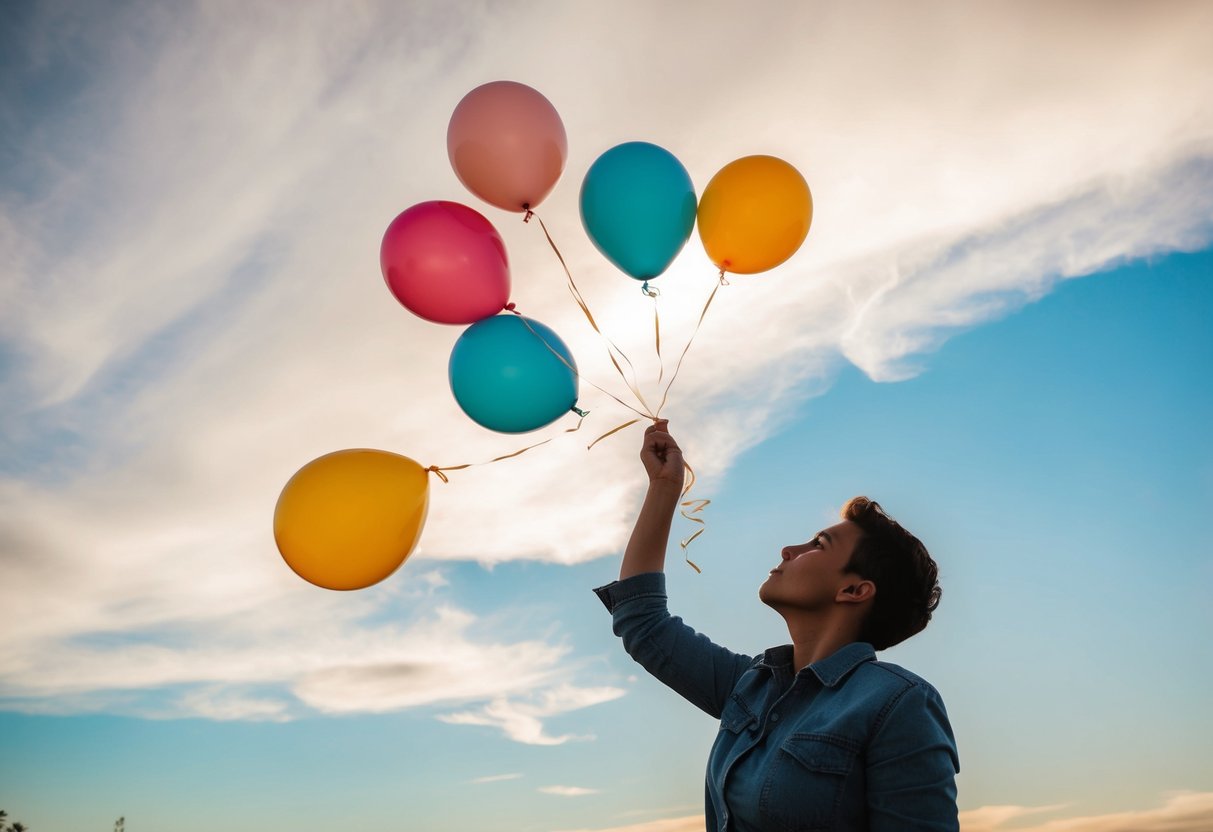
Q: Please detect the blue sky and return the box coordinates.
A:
[2,2,1213,831]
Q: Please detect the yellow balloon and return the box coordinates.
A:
[697,155,813,274]
[274,449,429,591]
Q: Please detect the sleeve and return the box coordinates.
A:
[865,682,961,831]
[593,572,756,719]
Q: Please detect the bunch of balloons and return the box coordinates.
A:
[275,80,814,591]
[383,80,583,435]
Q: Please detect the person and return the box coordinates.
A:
[594,420,960,831]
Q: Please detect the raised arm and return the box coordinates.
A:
[620,419,685,579]
[595,420,755,719]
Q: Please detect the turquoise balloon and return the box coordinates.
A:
[579,141,697,282]
[449,314,580,434]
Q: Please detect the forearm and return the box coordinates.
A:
[620,482,681,579]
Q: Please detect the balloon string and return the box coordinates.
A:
[587,418,642,450]
[653,295,664,385]
[678,459,709,573]
[508,309,653,421]
[426,414,587,482]
[655,270,728,419]
[526,211,657,419]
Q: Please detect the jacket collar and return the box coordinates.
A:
[758,641,876,688]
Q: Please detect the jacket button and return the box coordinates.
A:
[770,713,780,722]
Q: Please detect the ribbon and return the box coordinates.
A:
[426,413,587,482]
[655,270,728,419]
[509,309,653,421]
[518,214,728,570]
[678,460,709,573]
[525,211,657,420]
[653,295,664,384]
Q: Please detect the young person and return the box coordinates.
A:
[594,420,959,831]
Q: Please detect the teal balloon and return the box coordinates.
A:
[449,314,579,434]
[579,141,697,281]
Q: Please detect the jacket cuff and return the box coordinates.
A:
[592,571,667,613]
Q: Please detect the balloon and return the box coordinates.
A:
[697,155,812,275]
[381,201,510,325]
[274,449,429,591]
[449,314,579,433]
[579,141,697,282]
[447,81,568,212]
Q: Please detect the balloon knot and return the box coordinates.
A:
[641,281,661,298]
[523,207,534,223]
[425,465,450,484]
[504,302,517,313]
[718,270,730,287]
[571,405,590,418]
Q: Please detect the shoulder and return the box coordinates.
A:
[850,658,948,713]
[867,658,938,691]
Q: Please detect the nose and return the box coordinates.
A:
[780,548,793,561]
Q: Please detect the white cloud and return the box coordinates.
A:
[438,683,626,745]
[960,792,1213,832]
[551,816,703,832]
[538,786,601,797]
[470,773,524,784]
[417,569,450,591]
[2,0,1212,719]
[0,578,573,721]
[173,686,294,723]
[960,803,1071,832]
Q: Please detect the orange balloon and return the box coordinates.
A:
[697,155,812,274]
[274,449,429,591]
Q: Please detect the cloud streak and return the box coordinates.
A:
[539,786,601,797]
[438,683,626,745]
[959,792,1213,832]
[470,773,524,784]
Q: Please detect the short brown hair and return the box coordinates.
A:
[841,497,941,650]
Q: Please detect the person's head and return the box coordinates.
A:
[758,496,941,650]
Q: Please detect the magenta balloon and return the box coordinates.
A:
[380,201,511,325]
[447,81,568,212]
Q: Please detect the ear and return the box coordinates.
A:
[836,580,875,605]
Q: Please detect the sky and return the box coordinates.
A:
[1,1,1212,830]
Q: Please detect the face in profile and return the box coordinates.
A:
[759,519,866,612]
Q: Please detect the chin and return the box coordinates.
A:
[758,580,775,606]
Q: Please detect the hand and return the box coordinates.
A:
[640,419,685,490]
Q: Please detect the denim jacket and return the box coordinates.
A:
[595,572,959,832]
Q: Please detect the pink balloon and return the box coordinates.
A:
[380,201,510,325]
[447,81,568,212]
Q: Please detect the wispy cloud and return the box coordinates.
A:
[2,1,1212,720]
[0,589,572,721]
[470,773,523,784]
[438,683,626,745]
[539,785,601,797]
[550,816,702,832]
[960,791,1213,832]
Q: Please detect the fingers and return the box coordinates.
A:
[644,418,669,435]
[643,419,682,456]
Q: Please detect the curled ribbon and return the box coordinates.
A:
[678,459,710,573]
